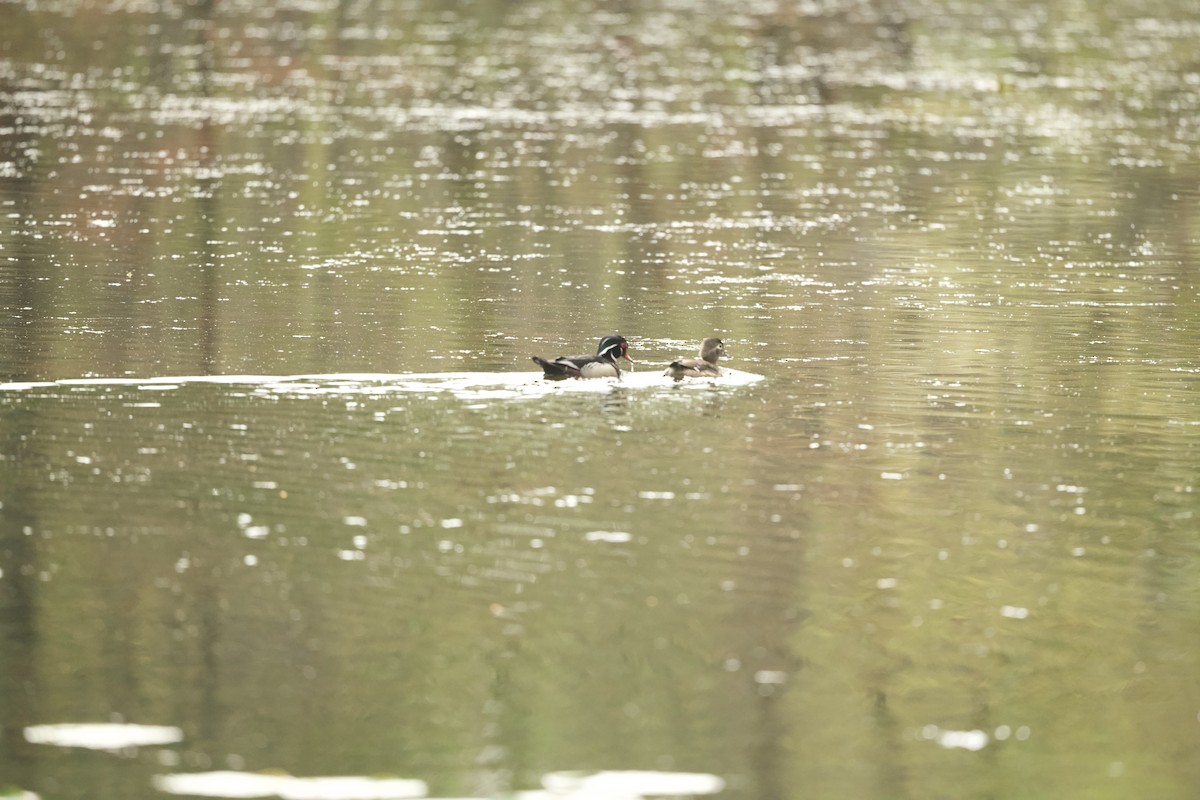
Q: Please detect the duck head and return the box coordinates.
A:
[699,337,727,364]
[597,335,635,365]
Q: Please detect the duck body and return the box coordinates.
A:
[664,337,727,380]
[532,335,635,379]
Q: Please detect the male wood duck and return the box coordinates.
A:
[532,335,635,379]
[663,337,727,380]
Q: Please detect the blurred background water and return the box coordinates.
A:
[2,0,1199,798]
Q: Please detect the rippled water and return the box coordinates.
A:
[2,0,1200,798]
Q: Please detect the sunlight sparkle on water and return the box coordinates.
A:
[24,723,183,750]
[153,772,427,800]
[539,770,724,798]
[935,729,990,751]
[584,530,632,543]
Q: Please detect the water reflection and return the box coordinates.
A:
[7,348,1194,797]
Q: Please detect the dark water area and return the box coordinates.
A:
[2,0,1200,798]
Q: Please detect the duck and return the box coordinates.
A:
[532,335,635,379]
[664,337,727,380]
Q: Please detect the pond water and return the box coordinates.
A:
[2,0,1200,798]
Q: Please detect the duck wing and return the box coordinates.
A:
[533,353,616,379]
[664,357,721,380]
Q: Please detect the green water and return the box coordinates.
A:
[2,0,1200,798]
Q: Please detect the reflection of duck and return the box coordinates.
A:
[532,335,635,379]
[664,337,726,380]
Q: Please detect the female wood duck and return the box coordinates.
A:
[664,337,726,380]
[532,335,635,379]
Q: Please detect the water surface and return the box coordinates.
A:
[2,0,1200,798]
